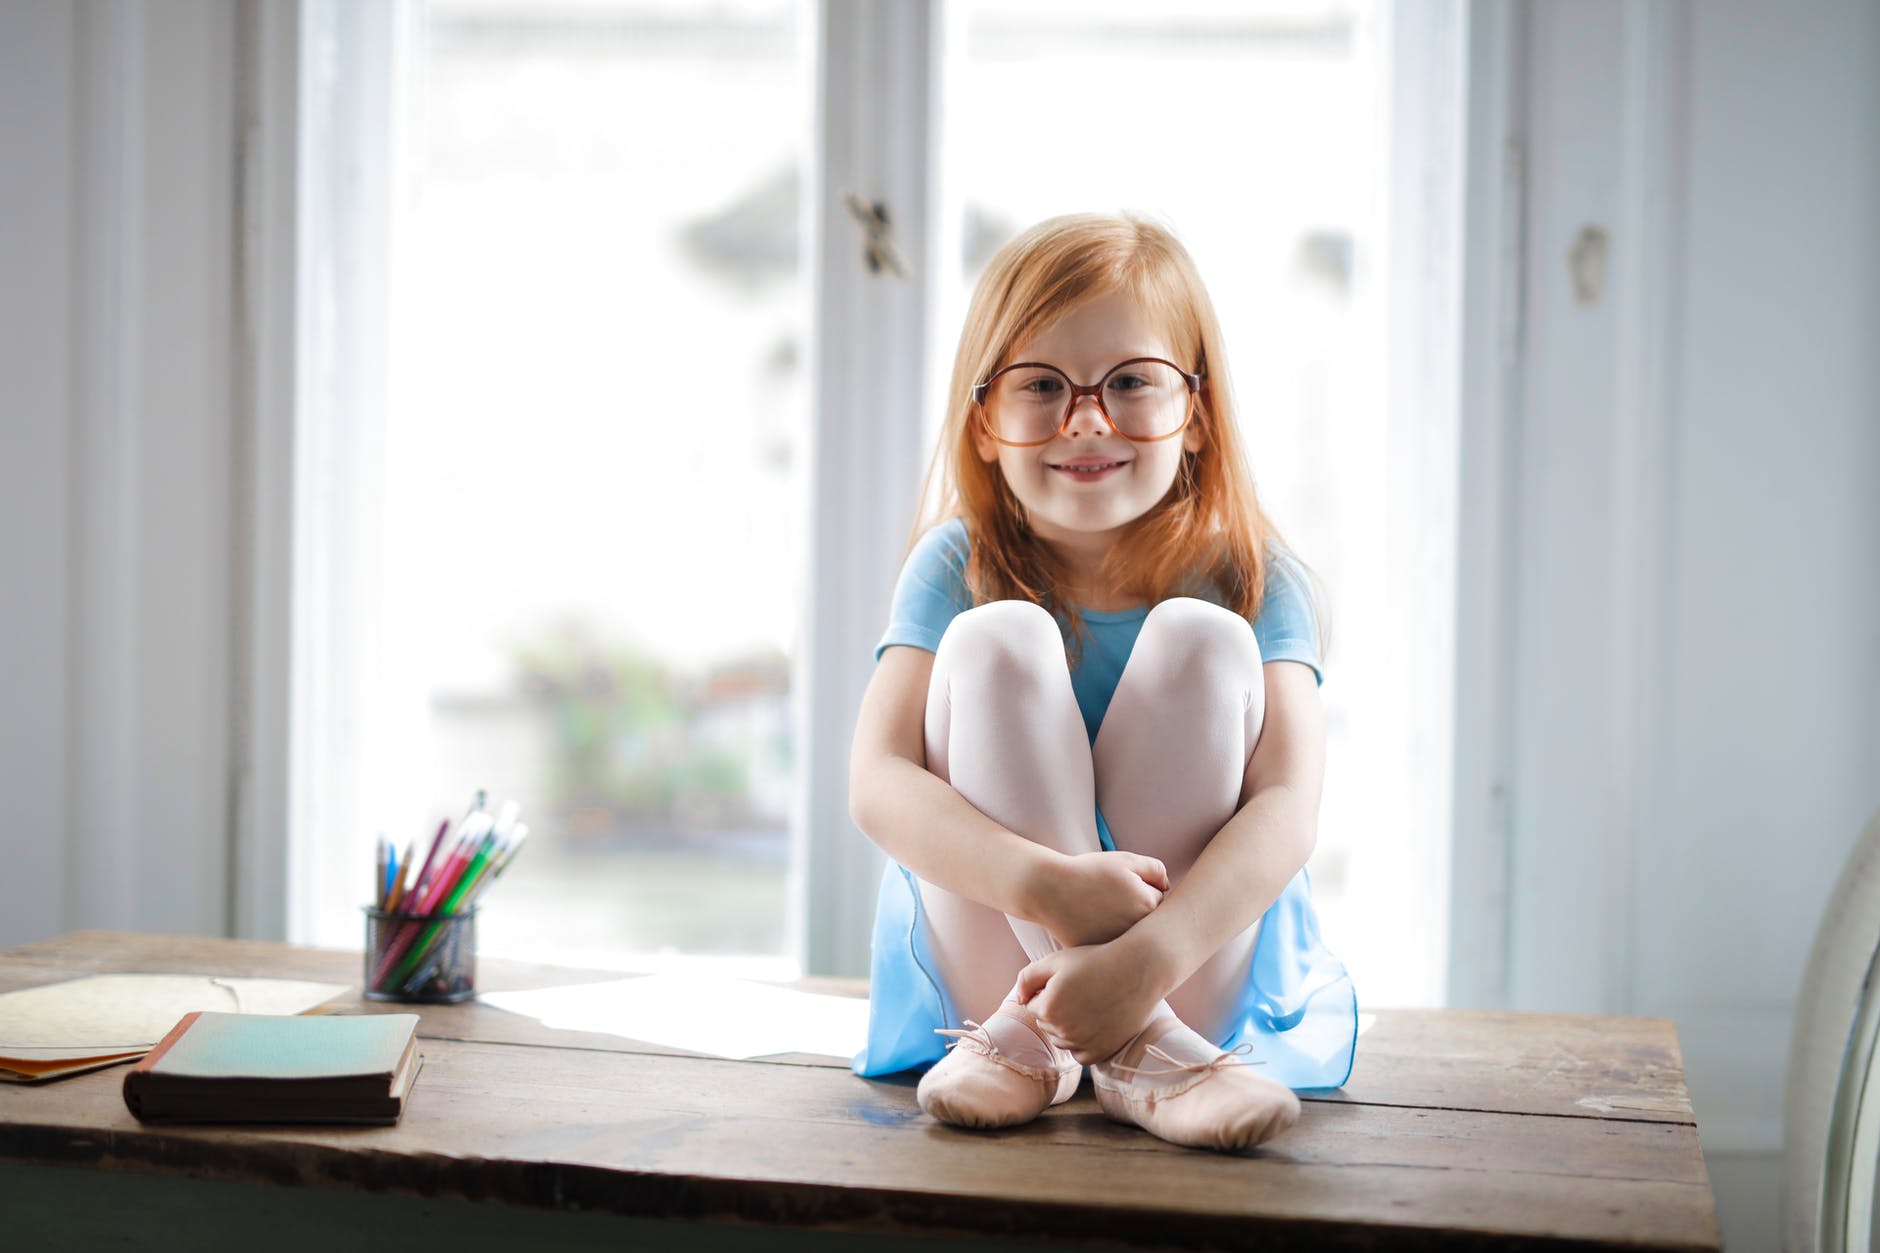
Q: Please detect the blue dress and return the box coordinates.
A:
[850,519,1359,1090]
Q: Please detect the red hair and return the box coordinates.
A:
[911,212,1311,657]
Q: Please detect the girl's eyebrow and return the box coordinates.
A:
[1013,352,1167,369]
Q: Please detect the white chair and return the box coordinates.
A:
[1785,806,1880,1250]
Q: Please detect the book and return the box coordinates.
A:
[122,1011,422,1125]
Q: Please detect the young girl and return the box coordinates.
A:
[847,213,1357,1152]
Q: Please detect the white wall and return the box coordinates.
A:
[0,0,240,945]
[1492,1,1880,1246]
[1,2,77,947]
[1672,0,1880,1241]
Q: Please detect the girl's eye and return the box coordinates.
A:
[1107,374,1149,392]
[1023,377,1065,397]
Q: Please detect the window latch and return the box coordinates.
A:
[841,190,911,280]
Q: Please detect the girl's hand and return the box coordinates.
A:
[1013,938,1165,1065]
[1028,850,1170,949]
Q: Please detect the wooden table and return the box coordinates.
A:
[0,931,1720,1251]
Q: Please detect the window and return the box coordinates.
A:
[293,0,1461,1007]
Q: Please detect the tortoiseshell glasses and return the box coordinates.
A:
[971,357,1204,447]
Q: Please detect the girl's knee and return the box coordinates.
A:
[934,600,1065,686]
[1138,597,1263,681]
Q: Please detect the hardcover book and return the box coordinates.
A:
[122,1011,422,1125]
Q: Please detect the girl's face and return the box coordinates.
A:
[975,290,1204,551]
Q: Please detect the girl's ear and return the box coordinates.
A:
[974,428,1000,463]
[1182,406,1207,456]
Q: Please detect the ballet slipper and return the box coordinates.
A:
[916,999,1082,1129]
[1090,1015,1300,1151]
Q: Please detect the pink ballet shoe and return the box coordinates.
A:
[1092,1037,1301,1151]
[916,1000,1082,1129]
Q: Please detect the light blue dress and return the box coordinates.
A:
[850,518,1359,1090]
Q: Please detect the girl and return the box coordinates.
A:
[847,213,1357,1152]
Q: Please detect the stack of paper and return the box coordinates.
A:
[481,974,870,1061]
[0,974,352,1082]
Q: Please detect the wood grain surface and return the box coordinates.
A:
[0,932,1722,1250]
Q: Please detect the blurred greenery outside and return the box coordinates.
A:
[511,625,791,836]
[444,625,796,958]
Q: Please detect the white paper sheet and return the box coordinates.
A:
[481,975,870,1061]
[0,974,353,1063]
[483,981,1377,1063]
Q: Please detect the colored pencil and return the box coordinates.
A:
[404,820,451,912]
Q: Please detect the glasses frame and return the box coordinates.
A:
[970,357,1206,447]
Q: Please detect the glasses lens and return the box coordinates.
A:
[1101,360,1191,440]
[985,366,1071,444]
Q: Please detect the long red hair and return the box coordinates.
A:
[910,212,1311,657]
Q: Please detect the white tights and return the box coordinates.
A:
[916,597,1267,1049]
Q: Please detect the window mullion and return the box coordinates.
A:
[799,0,945,977]
[279,0,401,948]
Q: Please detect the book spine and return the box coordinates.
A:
[122,1011,201,1121]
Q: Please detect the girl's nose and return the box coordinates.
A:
[1063,392,1112,437]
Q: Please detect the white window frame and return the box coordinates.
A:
[238,0,1499,998]
[1447,0,1527,1009]
[1376,0,1473,1009]
[239,0,406,948]
[233,0,303,941]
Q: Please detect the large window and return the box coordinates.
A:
[295,0,1459,1007]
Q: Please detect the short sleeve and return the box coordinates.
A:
[1252,551,1323,686]
[874,518,975,661]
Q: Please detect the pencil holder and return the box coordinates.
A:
[363,906,478,1004]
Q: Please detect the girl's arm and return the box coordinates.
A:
[849,645,1064,920]
[1113,658,1327,996]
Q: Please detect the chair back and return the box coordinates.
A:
[1786,806,1880,1251]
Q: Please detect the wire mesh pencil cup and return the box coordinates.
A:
[364,906,478,1004]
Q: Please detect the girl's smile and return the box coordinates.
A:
[1049,455,1133,482]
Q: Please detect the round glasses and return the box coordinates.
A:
[971,357,1204,447]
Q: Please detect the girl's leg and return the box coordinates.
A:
[1085,597,1300,1150]
[1092,597,1266,1044]
[915,599,1104,1017]
[911,600,1099,1126]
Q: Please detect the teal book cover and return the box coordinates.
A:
[150,1011,416,1080]
[123,1011,422,1125]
